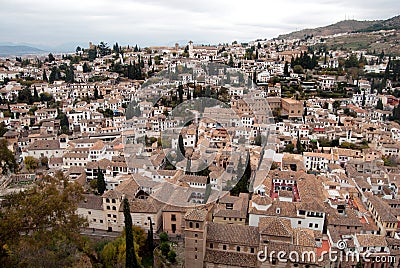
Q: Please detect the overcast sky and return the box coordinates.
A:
[0,0,399,49]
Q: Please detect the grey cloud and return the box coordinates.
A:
[0,0,399,49]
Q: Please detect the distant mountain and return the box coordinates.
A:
[277,15,400,40]
[0,45,45,56]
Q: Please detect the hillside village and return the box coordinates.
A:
[1,28,400,267]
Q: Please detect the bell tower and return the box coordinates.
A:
[184,208,208,268]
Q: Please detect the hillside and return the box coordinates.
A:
[320,30,400,56]
[277,15,400,40]
[0,45,44,56]
[357,15,400,32]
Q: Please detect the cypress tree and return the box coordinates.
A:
[177,134,185,162]
[33,86,39,102]
[94,87,99,99]
[284,62,289,77]
[96,168,106,195]
[124,198,138,268]
[230,152,251,196]
[42,69,48,82]
[296,137,304,154]
[376,99,383,110]
[146,217,154,265]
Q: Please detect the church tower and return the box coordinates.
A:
[184,208,208,268]
[188,40,194,58]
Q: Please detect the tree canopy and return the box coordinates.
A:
[0,177,88,266]
[0,139,17,174]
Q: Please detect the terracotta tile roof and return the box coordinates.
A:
[179,175,208,184]
[206,222,259,246]
[90,140,105,150]
[293,228,316,247]
[118,197,161,214]
[79,194,103,210]
[258,217,292,237]
[356,234,388,247]
[297,199,325,212]
[86,159,112,169]
[386,237,400,247]
[65,166,85,175]
[103,177,139,199]
[353,177,372,189]
[156,170,178,177]
[213,193,249,219]
[327,226,343,243]
[48,157,63,164]
[361,215,379,231]
[326,206,362,227]
[366,193,398,222]
[260,200,298,218]
[162,204,188,213]
[63,152,88,159]
[27,139,60,150]
[184,208,208,221]
[251,194,272,206]
[204,250,257,267]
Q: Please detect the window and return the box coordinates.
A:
[237,246,240,252]
[223,245,227,250]
[309,223,313,227]
[100,220,103,223]
[190,222,193,228]
[88,211,91,215]
[251,247,254,253]
[195,247,198,252]
[210,243,213,249]
[112,206,116,211]
[315,224,319,228]
[195,255,197,260]
[298,220,301,225]
[171,214,176,221]
[194,234,198,238]
[196,223,199,228]
[172,224,176,233]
